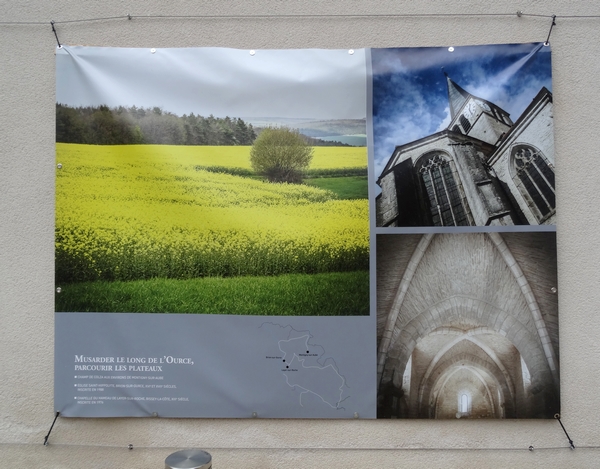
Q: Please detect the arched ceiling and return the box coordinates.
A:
[377,232,559,403]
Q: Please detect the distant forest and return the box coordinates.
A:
[56,104,353,147]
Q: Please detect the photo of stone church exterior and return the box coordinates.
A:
[376,232,559,419]
[375,48,555,227]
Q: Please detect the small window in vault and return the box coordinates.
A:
[402,355,412,394]
[460,394,469,413]
[521,356,531,394]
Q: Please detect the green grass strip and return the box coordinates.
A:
[304,176,368,199]
[56,271,370,316]
[303,167,368,178]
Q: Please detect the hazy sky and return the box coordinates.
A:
[371,43,553,177]
[56,46,367,120]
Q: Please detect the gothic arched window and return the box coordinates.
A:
[418,153,470,226]
[511,145,555,221]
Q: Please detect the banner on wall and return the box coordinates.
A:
[55,43,559,419]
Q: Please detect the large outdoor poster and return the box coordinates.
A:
[55,43,559,419]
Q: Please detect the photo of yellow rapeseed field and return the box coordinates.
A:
[55,47,370,315]
[55,143,369,314]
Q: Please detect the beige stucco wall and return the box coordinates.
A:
[1,1,599,467]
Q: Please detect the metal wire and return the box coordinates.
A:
[4,11,600,26]
[0,12,570,26]
[3,441,600,452]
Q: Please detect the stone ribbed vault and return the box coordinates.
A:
[376,232,559,419]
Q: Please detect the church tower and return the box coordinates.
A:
[445,73,512,146]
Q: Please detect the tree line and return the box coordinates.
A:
[56,104,258,146]
[57,104,355,147]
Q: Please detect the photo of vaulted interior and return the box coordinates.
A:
[376,232,559,419]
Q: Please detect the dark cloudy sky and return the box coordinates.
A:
[371,42,553,177]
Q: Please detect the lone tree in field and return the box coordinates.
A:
[250,127,314,183]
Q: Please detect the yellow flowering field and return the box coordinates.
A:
[56,143,369,282]
[309,147,367,169]
[56,143,366,171]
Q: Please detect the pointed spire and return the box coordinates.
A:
[445,72,472,119]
